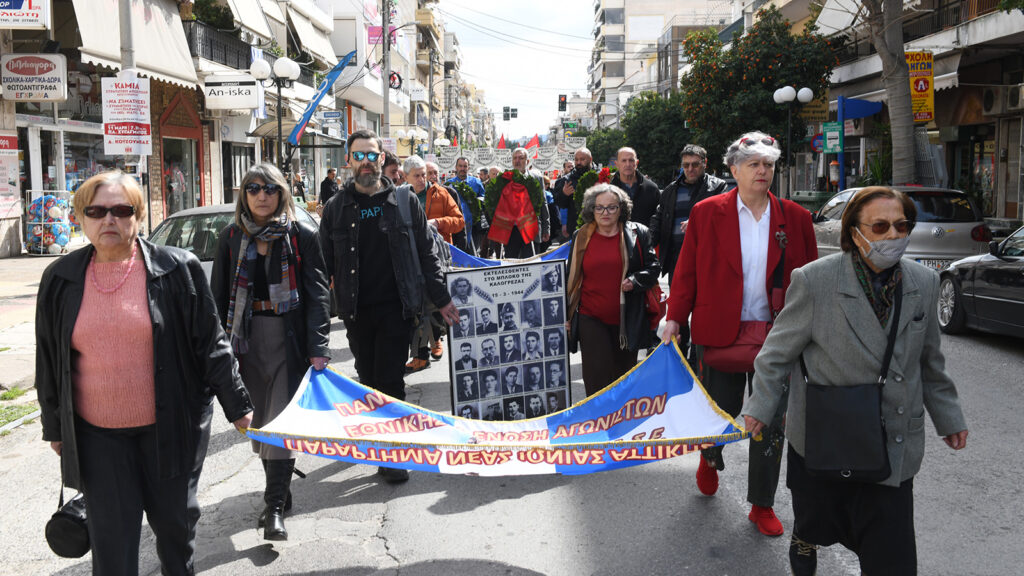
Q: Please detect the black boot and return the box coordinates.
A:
[262,458,294,541]
[257,459,292,527]
[789,534,818,576]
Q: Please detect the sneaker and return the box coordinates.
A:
[696,454,719,496]
[405,358,430,373]
[749,505,785,536]
[430,338,444,360]
[377,467,410,484]
[789,535,818,576]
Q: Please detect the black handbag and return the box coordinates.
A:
[801,289,901,482]
[45,463,90,558]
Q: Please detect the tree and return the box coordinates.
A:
[620,91,692,186]
[681,6,839,172]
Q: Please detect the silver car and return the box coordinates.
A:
[147,203,318,280]
[812,186,992,270]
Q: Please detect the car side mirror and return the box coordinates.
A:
[988,240,1001,257]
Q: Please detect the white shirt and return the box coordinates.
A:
[737,194,772,322]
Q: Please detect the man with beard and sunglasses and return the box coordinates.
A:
[321,130,459,484]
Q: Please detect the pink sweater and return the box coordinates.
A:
[72,260,156,428]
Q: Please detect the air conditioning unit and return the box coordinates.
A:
[1007,84,1024,111]
[982,87,1006,116]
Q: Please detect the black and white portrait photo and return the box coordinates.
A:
[449,277,474,306]
[541,265,562,293]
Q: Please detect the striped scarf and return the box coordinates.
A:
[225,212,300,354]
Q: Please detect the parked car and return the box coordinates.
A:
[938,225,1024,338]
[147,203,318,280]
[812,186,992,270]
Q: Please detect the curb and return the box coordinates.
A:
[0,408,40,433]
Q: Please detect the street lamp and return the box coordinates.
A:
[250,56,302,173]
[396,128,428,155]
[773,86,814,198]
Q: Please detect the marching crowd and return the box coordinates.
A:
[34,127,967,575]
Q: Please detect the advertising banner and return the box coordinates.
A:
[0,132,20,218]
[0,0,50,29]
[102,70,151,155]
[906,50,934,123]
[445,260,571,420]
[0,53,66,102]
[203,73,259,109]
[247,342,747,476]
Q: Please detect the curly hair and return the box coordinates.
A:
[580,183,632,224]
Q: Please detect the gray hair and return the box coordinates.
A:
[512,147,529,158]
[403,155,426,173]
[580,183,632,224]
[426,161,439,172]
[237,162,295,224]
[723,131,781,167]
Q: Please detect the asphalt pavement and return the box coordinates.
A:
[1,250,1022,575]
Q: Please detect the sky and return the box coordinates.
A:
[436,0,595,143]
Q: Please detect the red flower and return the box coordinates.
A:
[503,170,514,180]
[598,167,611,184]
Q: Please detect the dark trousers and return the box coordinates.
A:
[76,408,211,576]
[579,314,637,397]
[344,302,414,400]
[698,348,786,508]
[788,446,917,574]
[504,226,535,259]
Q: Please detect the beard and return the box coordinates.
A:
[355,164,381,188]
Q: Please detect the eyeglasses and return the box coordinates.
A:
[84,204,136,219]
[245,183,282,196]
[740,136,776,147]
[859,220,914,235]
[594,204,620,214]
[350,151,380,162]
[681,162,704,169]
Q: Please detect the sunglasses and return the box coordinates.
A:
[594,205,620,214]
[84,204,136,219]
[245,183,282,196]
[681,161,704,169]
[859,220,915,235]
[740,136,776,147]
[351,151,380,162]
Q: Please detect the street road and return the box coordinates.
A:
[1,319,1021,575]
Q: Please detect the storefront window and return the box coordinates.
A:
[64,132,119,192]
[163,138,200,215]
[222,143,255,205]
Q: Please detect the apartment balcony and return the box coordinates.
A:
[416,48,432,72]
[184,20,252,71]
[416,8,441,44]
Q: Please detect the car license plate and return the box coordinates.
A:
[917,259,951,270]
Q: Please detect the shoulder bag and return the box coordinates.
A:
[801,288,901,482]
[45,461,90,558]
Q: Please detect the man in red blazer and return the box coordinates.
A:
[663,131,817,538]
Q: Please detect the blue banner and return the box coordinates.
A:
[288,50,357,146]
[450,242,571,269]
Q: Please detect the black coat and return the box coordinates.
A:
[211,218,332,397]
[610,171,660,229]
[650,172,730,277]
[552,163,597,236]
[320,177,339,205]
[35,240,253,490]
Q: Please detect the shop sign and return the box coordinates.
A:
[381,137,397,154]
[799,94,829,124]
[0,131,19,217]
[0,53,66,102]
[102,70,151,155]
[906,50,934,123]
[410,86,427,102]
[204,73,258,109]
[823,121,843,153]
[0,0,50,29]
[317,110,343,124]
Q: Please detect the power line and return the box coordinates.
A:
[438,9,594,55]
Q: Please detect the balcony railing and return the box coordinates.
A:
[185,20,316,87]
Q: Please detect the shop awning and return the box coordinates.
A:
[248,119,300,139]
[73,0,198,88]
[288,8,338,66]
[226,0,273,40]
[260,0,285,24]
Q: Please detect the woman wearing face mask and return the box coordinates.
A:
[741,186,968,575]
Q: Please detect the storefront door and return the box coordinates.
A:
[163,137,200,216]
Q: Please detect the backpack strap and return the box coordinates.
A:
[394,185,423,281]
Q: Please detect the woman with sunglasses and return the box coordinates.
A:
[662,131,818,537]
[566,183,660,397]
[35,172,253,574]
[211,163,332,541]
[742,186,967,574]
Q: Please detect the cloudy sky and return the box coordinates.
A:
[437,0,594,143]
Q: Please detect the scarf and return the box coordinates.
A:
[225,211,300,354]
[852,251,902,327]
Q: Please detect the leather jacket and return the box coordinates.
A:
[35,240,253,490]
[211,218,332,395]
[320,178,451,321]
[650,172,730,276]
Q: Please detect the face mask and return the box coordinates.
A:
[854,227,910,269]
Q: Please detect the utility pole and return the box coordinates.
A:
[381,0,390,137]
[119,0,150,232]
[428,47,436,155]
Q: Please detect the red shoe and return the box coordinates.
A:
[748,505,784,536]
[696,454,719,496]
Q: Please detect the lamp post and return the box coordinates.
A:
[773,86,814,199]
[250,56,302,173]
[396,128,428,156]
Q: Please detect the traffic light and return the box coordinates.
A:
[558,94,567,111]
[503,106,510,121]
[511,108,518,118]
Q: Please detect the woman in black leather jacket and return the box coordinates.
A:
[566,183,660,396]
[211,163,331,542]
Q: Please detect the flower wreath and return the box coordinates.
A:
[483,169,544,222]
[450,179,482,224]
[575,167,616,227]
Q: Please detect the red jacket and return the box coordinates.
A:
[666,188,817,347]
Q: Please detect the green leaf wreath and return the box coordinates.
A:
[483,169,544,221]
[449,179,482,225]
[575,167,616,227]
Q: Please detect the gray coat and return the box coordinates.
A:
[742,252,967,487]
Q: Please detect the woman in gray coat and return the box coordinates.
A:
[742,186,968,575]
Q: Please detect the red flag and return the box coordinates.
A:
[497,134,506,149]
[452,135,458,147]
[526,134,539,148]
